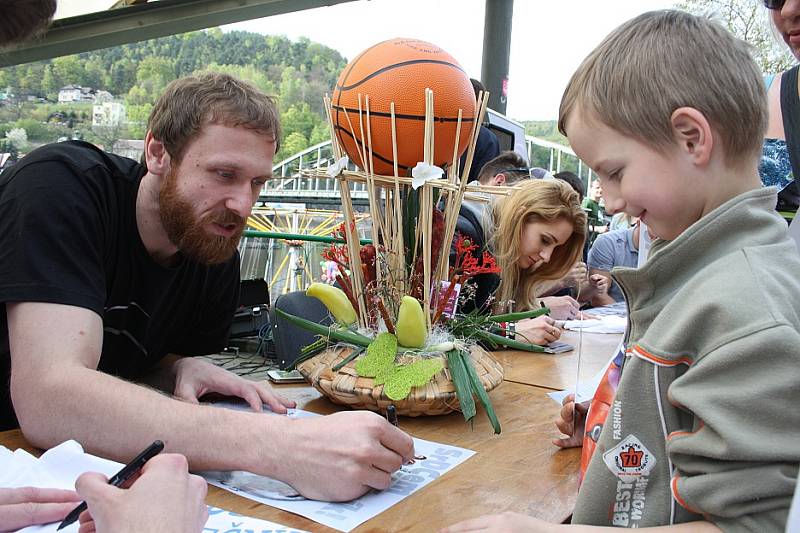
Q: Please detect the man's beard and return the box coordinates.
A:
[159,168,246,265]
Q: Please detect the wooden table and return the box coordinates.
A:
[0,381,580,533]
[495,330,623,391]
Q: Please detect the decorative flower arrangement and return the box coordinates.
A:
[276,90,549,433]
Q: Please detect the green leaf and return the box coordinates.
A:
[488,307,550,323]
[331,346,365,371]
[355,333,397,377]
[275,309,372,347]
[462,352,501,434]
[446,349,476,422]
[475,330,546,352]
[382,358,444,401]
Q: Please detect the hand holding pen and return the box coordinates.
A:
[59,442,208,533]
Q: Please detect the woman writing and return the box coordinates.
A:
[454,179,602,345]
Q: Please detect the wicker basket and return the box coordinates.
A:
[296,344,504,416]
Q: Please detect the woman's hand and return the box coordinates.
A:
[516,315,561,345]
[0,487,80,532]
[539,296,580,320]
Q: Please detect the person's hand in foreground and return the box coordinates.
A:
[277,410,415,501]
[517,315,561,345]
[441,511,554,532]
[0,486,81,532]
[173,356,296,413]
[76,453,208,533]
[552,393,588,449]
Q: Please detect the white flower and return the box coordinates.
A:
[411,162,444,190]
[326,156,349,177]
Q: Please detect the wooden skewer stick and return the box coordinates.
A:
[390,102,405,298]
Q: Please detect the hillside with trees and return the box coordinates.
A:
[0,29,347,162]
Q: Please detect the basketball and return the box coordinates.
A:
[331,38,477,176]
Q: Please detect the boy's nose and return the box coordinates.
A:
[603,195,626,215]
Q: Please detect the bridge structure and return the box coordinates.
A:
[259,135,593,207]
[246,134,593,298]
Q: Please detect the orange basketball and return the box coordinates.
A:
[332,38,476,176]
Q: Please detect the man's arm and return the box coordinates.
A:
[8,301,413,502]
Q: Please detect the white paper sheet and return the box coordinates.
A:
[203,404,476,532]
[563,315,627,334]
[0,441,304,533]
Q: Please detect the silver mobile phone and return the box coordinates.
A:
[266,369,306,384]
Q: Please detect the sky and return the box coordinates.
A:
[56,0,676,121]
[224,0,676,121]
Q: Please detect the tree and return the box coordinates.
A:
[675,0,795,72]
[5,128,29,151]
[277,131,308,161]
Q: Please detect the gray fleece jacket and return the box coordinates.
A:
[572,188,800,532]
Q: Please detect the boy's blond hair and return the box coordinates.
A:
[558,10,766,166]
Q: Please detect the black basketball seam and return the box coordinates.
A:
[335,59,467,91]
[334,125,410,171]
[331,104,475,123]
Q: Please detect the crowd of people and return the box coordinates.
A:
[1,1,799,532]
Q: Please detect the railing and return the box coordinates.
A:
[265,136,593,201]
[247,135,595,300]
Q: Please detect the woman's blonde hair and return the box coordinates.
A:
[489,179,586,311]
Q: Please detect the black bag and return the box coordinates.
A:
[229,304,270,339]
[228,279,271,339]
[269,290,332,370]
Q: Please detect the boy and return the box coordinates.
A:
[443,10,800,532]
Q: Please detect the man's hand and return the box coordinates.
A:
[440,511,558,532]
[0,487,81,532]
[552,393,588,449]
[588,273,610,296]
[76,454,208,533]
[172,357,295,413]
[276,410,414,502]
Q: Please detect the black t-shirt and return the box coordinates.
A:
[0,141,240,430]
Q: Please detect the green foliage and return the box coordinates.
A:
[13,119,48,142]
[0,28,347,153]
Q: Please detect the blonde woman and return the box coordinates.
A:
[454,179,590,345]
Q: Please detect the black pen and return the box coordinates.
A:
[57,440,165,530]
[386,404,398,427]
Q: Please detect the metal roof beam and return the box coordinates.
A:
[1,0,358,67]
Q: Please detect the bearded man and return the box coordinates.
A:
[0,73,413,502]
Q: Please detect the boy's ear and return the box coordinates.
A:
[143,131,171,176]
[493,173,507,186]
[670,107,712,166]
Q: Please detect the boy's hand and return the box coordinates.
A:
[552,394,588,448]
